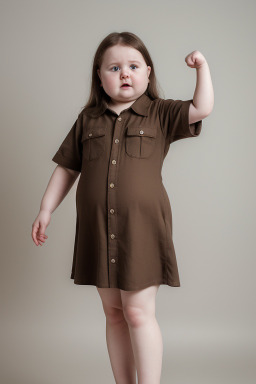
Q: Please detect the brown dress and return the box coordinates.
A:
[52,92,202,291]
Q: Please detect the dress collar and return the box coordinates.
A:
[85,92,152,118]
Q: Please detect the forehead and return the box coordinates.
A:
[102,44,145,65]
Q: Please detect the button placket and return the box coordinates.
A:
[107,114,124,287]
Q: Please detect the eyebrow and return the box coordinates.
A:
[107,60,141,66]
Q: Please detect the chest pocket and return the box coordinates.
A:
[82,127,106,161]
[125,125,157,158]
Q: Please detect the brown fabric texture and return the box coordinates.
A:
[52,92,202,291]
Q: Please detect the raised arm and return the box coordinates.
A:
[31,165,80,246]
[185,50,214,124]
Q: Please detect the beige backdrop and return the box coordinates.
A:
[1,0,255,383]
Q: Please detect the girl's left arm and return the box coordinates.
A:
[185,50,214,124]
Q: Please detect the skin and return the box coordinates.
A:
[31,166,79,246]
[97,44,151,115]
[32,44,214,384]
[96,285,162,384]
[184,50,214,121]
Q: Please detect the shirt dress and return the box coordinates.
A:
[51,91,202,291]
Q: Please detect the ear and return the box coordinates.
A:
[147,66,151,78]
[97,69,101,81]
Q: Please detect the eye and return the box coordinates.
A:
[110,64,138,71]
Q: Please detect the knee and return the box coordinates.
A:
[123,305,153,328]
[103,305,126,326]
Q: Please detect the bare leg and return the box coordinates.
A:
[97,287,136,384]
[121,285,163,384]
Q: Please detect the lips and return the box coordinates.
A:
[121,83,131,87]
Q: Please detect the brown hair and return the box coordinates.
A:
[80,32,163,117]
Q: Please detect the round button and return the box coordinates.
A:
[110,209,115,214]
[88,133,92,137]
[110,183,114,188]
[115,139,119,143]
[112,160,116,164]
[111,258,116,263]
[139,130,144,135]
[118,117,122,121]
[110,234,115,239]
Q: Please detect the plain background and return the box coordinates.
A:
[1,0,255,383]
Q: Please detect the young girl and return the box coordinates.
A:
[31,32,213,384]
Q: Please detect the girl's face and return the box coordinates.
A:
[97,44,151,106]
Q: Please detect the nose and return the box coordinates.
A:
[120,67,130,79]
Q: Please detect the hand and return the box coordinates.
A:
[185,50,207,69]
[31,210,51,246]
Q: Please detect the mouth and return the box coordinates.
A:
[121,83,131,88]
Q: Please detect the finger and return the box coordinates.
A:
[32,227,39,246]
[31,232,37,245]
[38,233,47,238]
[32,226,38,240]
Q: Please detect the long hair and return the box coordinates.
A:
[80,32,163,117]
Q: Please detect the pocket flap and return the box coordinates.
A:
[82,127,106,141]
[126,126,157,138]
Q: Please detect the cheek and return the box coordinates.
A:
[133,70,147,80]
[133,74,147,86]
[104,75,116,88]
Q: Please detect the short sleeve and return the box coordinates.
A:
[158,98,202,144]
[51,112,83,172]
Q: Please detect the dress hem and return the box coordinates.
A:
[70,277,181,290]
